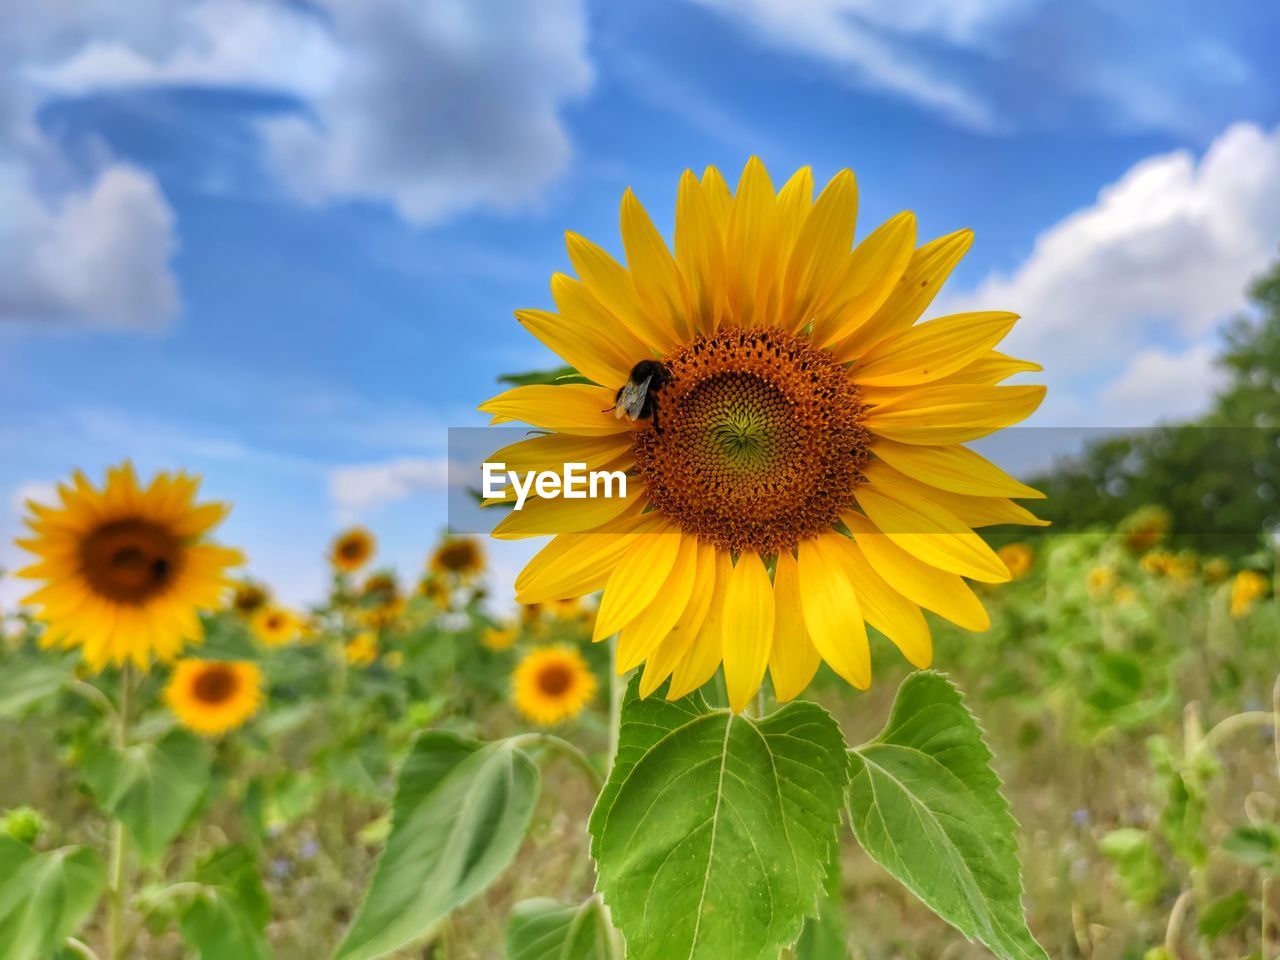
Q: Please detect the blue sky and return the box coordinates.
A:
[2,0,1279,604]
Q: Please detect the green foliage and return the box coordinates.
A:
[181,845,274,960]
[846,671,1048,960]
[590,677,849,960]
[1097,829,1166,906]
[333,732,540,960]
[0,659,67,718]
[1222,824,1280,872]
[791,855,851,960]
[506,897,618,960]
[0,807,47,845]
[0,837,105,960]
[498,366,593,387]
[1197,891,1250,940]
[83,729,213,864]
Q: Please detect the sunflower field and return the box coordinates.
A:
[2,162,1278,960]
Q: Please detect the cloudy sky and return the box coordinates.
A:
[2,0,1278,605]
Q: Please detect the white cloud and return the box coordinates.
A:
[330,457,452,521]
[948,122,1280,424]
[258,0,593,225]
[0,163,178,330]
[686,0,1018,129]
[1095,342,1226,426]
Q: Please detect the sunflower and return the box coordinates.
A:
[165,659,262,736]
[997,543,1034,581]
[331,528,376,572]
[417,574,451,608]
[482,624,519,652]
[1087,566,1115,596]
[345,632,378,666]
[360,572,404,625]
[1230,570,1268,619]
[480,159,1046,710]
[16,463,242,671]
[429,536,486,582]
[1120,506,1169,554]
[251,606,300,647]
[230,581,270,617]
[513,645,597,726]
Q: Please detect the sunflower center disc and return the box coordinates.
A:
[192,665,238,705]
[632,328,870,555]
[436,542,478,572]
[537,662,575,696]
[79,519,181,604]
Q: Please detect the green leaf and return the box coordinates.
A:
[790,854,850,960]
[498,366,591,387]
[589,677,849,960]
[83,729,213,865]
[1197,891,1249,939]
[180,845,273,960]
[506,897,618,960]
[0,661,67,718]
[1097,829,1166,906]
[0,837,105,960]
[1222,824,1280,872]
[846,671,1048,960]
[333,732,540,960]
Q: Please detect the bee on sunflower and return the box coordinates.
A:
[16,463,242,671]
[481,159,1046,711]
[165,659,263,736]
[513,645,598,726]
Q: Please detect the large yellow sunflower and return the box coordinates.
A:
[480,159,1046,711]
[331,527,376,572]
[165,659,263,736]
[16,463,242,671]
[513,645,598,725]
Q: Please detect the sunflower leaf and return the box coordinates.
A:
[0,837,105,960]
[506,897,619,960]
[589,676,849,960]
[846,671,1048,960]
[180,847,274,960]
[83,729,213,865]
[332,731,540,960]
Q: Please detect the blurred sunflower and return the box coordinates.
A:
[482,624,519,652]
[165,659,262,736]
[429,536,486,582]
[1202,556,1230,584]
[1087,566,1115,596]
[1231,570,1268,619]
[997,543,1034,581]
[230,581,270,617]
[514,645,597,725]
[360,572,404,625]
[480,159,1046,710]
[1120,506,1169,554]
[251,606,300,647]
[345,632,378,666]
[16,463,242,671]
[331,528,375,572]
[417,574,451,608]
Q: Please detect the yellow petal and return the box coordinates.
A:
[830,537,932,668]
[490,480,644,539]
[616,534,700,673]
[856,464,1010,583]
[639,540,717,698]
[853,312,1019,387]
[479,384,629,436]
[721,551,775,713]
[621,188,694,342]
[593,530,683,640]
[514,515,650,603]
[922,350,1043,387]
[863,384,1045,445]
[724,157,778,327]
[515,307,631,387]
[486,432,634,480]
[796,536,871,689]
[668,548,732,699]
[675,170,728,335]
[817,211,917,347]
[768,550,821,702]
[871,438,1045,500]
[700,166,732,237]
[781,168,857,332]
[833,228,972,359]
[551,273,654,370]
[565,231,680,352]
[774,166,815,265]
[846,512,989,631]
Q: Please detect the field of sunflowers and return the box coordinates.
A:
[2,161,1278,960]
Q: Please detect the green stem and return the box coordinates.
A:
[509,733,605,791]
[107,664,133,960]
[1163,888,1194,960]
[64,937,101,960]
[1196,710,1275,759]
[607,633,623,774]
[67,680,120,726]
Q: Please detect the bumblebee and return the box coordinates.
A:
[608,359,671,433]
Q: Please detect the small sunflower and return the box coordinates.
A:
[251,606,300,647]
[1202,556,1231,584]
[331,528,376,572]
[1087,566,1115,596]
[482,624,519,652]
[360,572,404,625]
[997,543,1034,581]
[230,581,270,617]
[481,159,1046,710]
[1120,506,1169,554]
[513,645,597,726]
[429,536,486,582]
[417,574,451,608]
[16,463,242,671]
[345,632,378,666]
[1231,570,1269,619]
[165,659,262,736]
